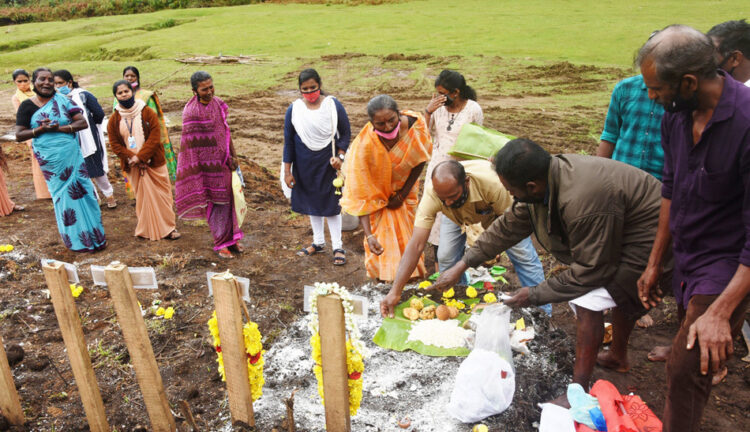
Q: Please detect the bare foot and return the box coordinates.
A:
[647,345,671,362]
[636,313,654,328]
[596,350,630,372]
[712,366,728,386]
[546,393,570,408]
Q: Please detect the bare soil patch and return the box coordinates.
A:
[0,55,747,430]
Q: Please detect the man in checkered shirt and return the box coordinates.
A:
[596,74,666,180]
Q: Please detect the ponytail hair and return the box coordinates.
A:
[435,69,476,101]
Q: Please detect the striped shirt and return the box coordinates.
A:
[600,75,665,179]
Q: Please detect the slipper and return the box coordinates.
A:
[166,231,181,240]
[333,248,346,266]
[297,244,324,257]
[12,204,25,212]
[218,248,234,259]
[106,196,117,209]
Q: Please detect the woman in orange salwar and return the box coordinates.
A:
[340,95,432,281]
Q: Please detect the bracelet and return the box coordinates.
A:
[425,108,433,115]
[366,234,375,240]
[31,128,36,137]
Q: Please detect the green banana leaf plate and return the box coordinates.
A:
[372,295,480,357]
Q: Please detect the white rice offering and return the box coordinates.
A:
[407,319,474,349]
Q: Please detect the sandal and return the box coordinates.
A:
[229,243,245,253]
[297,244,324,257]
[12,204,25,212]
[333,249,346,266]
[218,248,234,259]
[106,195,117,209]
[166,230,181,240]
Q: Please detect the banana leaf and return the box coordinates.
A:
[448,123,515,161]
[372,295,479,357]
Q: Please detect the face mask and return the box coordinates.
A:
[374,121,400,140]
[119,95,136,109]
[302,89,320,103]
[663,78,699,113]
[446,183,469,209]
[130,81,139,89]
[664,90,699,113]
[57,85,70,95]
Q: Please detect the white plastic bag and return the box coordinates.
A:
[447,304,515,423]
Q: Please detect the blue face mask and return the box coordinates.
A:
[57,85,71,95]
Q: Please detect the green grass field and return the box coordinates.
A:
[0,0,747,101]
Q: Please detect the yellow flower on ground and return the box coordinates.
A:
[483,293,497,303]
[466,286,478,298]
[163,307,175,320]
[155,307,166,316]
[69,284,83,298]
[418,281,432,289]
[473,424,489,432]
[443,287,455,298]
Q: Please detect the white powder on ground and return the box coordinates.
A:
[407,319,474,349]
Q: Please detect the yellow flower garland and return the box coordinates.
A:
[207,311,265,401]
[308,282,365,416]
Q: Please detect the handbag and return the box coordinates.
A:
[232,167,247,227]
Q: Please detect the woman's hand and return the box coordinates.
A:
[426,93,446,115]
[330,156,343,170]
[128,155,140,166]
[387,193,404,209]
[229,157,239,170]
[366,234,384,255]
[284,171,295,189]
[39,119,59,133]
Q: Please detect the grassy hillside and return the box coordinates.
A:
[0,0,747,102]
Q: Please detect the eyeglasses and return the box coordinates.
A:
[447,113,456,131]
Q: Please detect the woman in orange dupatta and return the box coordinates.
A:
[341,95,432,281]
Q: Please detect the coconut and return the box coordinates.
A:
[435,304,450,321]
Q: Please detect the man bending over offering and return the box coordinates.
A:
[431,139,671,406]
[380,159,546,317]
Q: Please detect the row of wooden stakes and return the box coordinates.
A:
[0,262,355,432]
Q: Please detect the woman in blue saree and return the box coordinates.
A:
[15,68,106,252]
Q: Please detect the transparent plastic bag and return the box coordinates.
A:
[447,304,515,423]
[474,303,513,362]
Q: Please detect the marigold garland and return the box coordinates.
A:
[207,311,265,401]
[308,282,365,416]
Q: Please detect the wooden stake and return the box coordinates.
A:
[317,294,351,432]
[42,262,109,432]
[284,389,298,432]
[212,272,255,427]
[0,333,24,425]
[105,263,176,432]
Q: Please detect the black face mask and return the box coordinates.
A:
[664,90,699,113]
[446,184,469,209]
[663,78,699,113]
[119,95,136,109]
[33,86,55,97]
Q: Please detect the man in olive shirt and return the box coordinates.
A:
[432,139,671,406]
[380,159,544,317]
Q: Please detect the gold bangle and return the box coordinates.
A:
[366,234,375,240]
[31,128,35,137]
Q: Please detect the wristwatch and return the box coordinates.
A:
[337,153,345,162]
